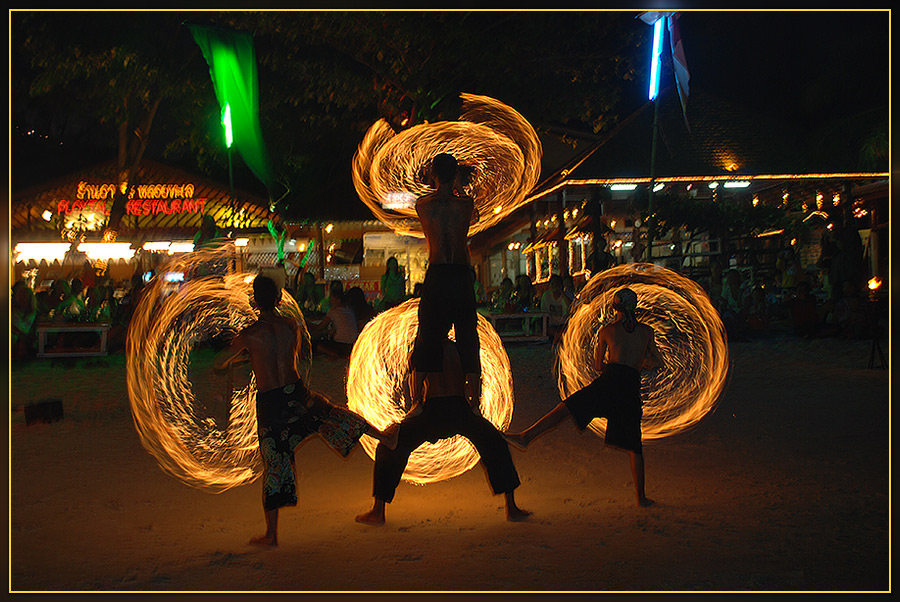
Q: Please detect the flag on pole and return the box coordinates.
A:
[668,13,691,132]
[188,24,273,193]
[638,11,691,131]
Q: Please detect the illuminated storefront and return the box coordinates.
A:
[467,88,889,297]
[11,159,420,302]
[10,159,272,290]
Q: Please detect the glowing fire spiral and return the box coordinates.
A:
[126,243,311,492]
[352,93,542,238]
[557,263,729,441]
[347,300,514,484]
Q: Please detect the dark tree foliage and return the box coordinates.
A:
[13,11,215,235]
[13,10,644,222]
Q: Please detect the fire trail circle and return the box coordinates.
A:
[126,244,310,493]
[352,93,542,238]
[346,299,515,484]
[556,263,729,442]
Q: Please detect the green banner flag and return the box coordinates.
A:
[189,24,273,192]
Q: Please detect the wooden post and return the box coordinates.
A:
[556,190,568,276]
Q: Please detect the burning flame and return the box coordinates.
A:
[557,263,729,442]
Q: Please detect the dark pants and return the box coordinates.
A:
[372,396,520,503]
[411,264,480,374]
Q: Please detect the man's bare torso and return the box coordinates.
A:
[416,189,475,265]
[239,314,302,393]
[595,320,657,372]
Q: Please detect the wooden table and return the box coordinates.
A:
[485,312,549,343]
[36,322,111,358]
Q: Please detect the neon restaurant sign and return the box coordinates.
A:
[56,181,208,217]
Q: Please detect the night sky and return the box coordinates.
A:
[10,9,890,217]
[676,10,888,130]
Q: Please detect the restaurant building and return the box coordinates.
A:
[468,89,889,295]
[9,158,408,300]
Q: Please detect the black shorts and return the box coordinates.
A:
[564,363,643,454]
[411,264,480,374]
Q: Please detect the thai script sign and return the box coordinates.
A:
[55,181,208,217]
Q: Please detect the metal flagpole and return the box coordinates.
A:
[223,103,235,227]
[647,97,660,262]
[645,15,665,263]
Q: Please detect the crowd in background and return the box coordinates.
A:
[699,228,877,342]
[11,228,881,365]
[11,263,146,362]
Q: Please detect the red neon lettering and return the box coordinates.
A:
[57,200,70,214]
[142,201,152,215]
[171,199,182,213]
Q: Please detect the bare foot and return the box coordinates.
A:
[507,506,532,522]
[355,509,385,526]
[249,534,277,547]
[502,432,528,451]
[506,508,531,523]
[638,497,656,508]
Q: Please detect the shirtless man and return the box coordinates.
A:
[410,153,481,405]
[214,275,396,546]
[504,288,663,507]
[355,337,529,525]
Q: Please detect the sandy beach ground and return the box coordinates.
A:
[9,322,890,594]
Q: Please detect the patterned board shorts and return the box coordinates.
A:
[256,381,369,510]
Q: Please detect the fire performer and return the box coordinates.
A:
[504,288,664,508]
[214,275,397,546]
[410,153,482,407]
[356,337,529,525]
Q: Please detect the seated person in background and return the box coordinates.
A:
[744,286,770,335]
[346,286,377,332]
[540,274,570,344]
[85,285,114,323]
[316,279,344,314]
[472,267,487,308]
[491,277,515,313]
[294,271,322,315]
[310,286,359,358]
[56,278,86,322]
[719,269,749,340]
[512,274,537,312]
